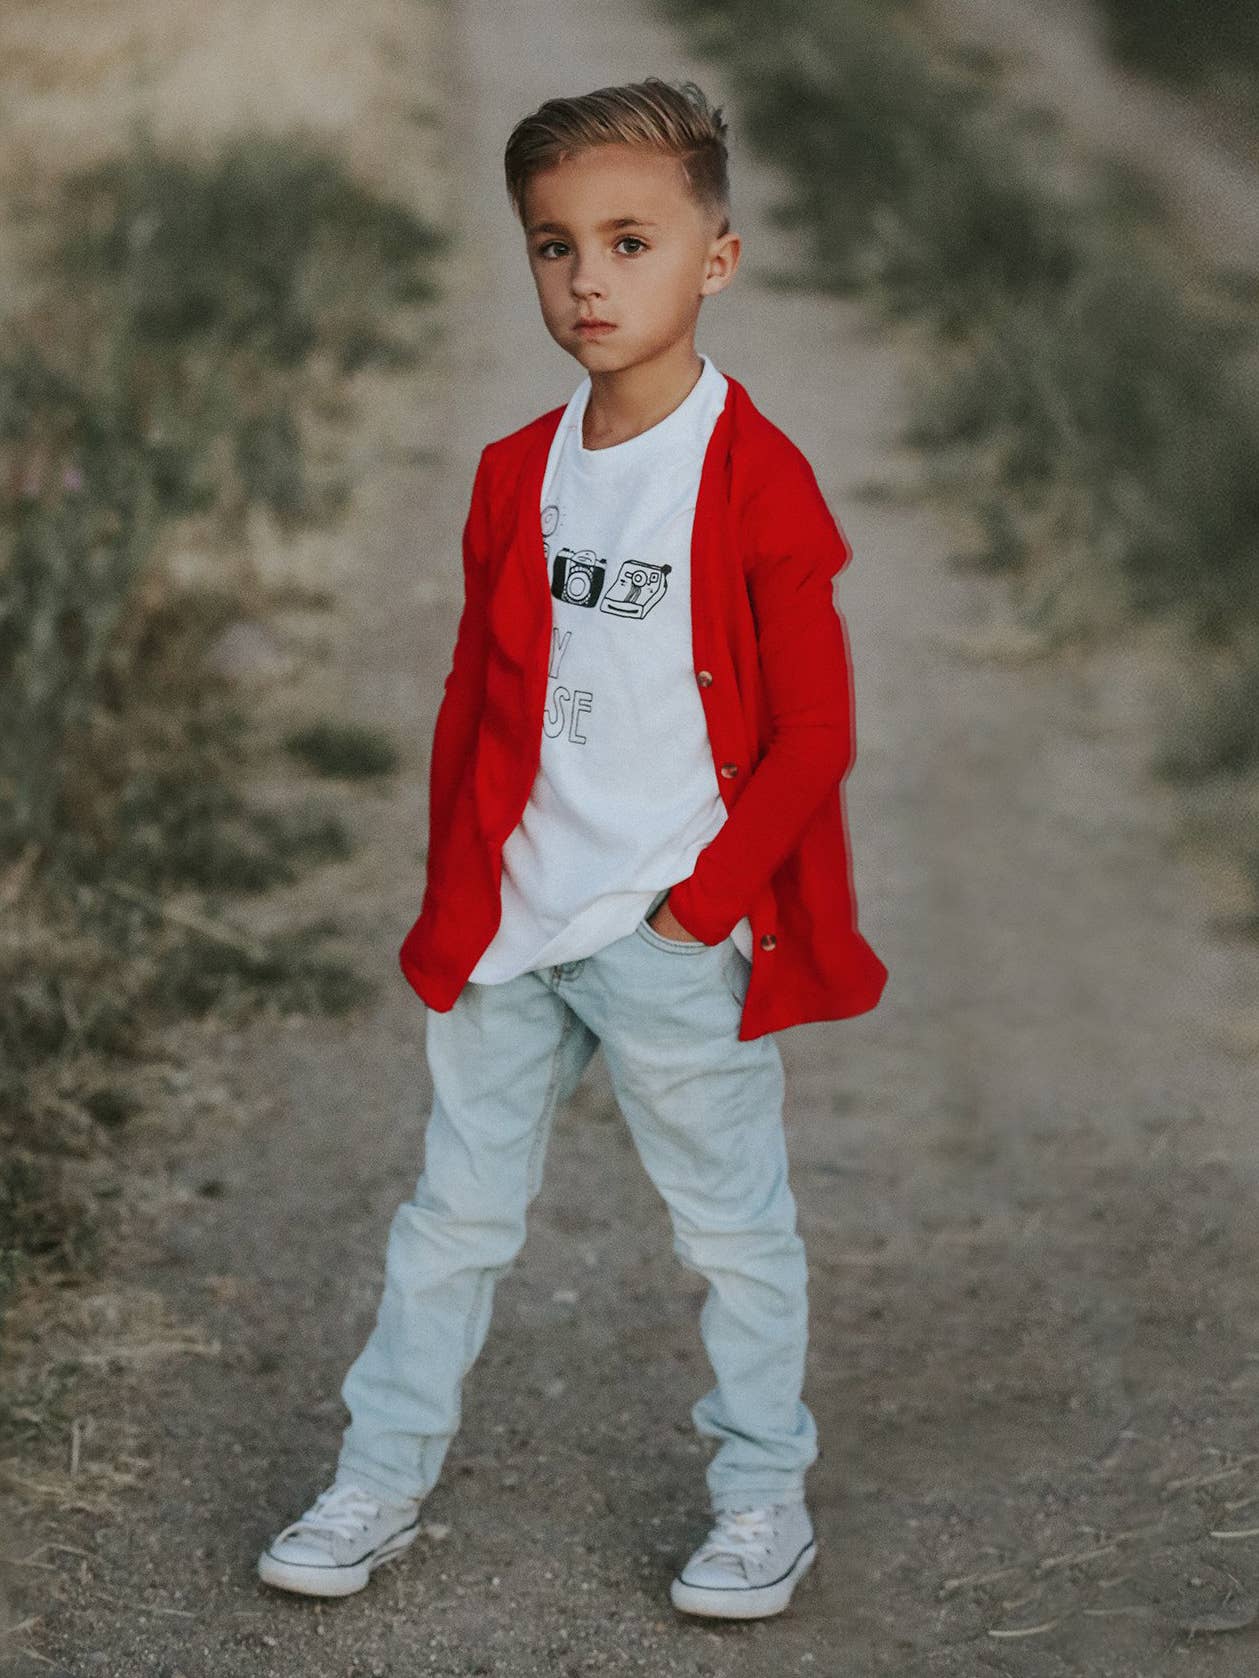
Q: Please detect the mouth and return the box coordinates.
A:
[576,320,616,334]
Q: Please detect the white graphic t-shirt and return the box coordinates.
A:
[467,351,755,982]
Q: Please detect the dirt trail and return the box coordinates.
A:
[8,0,1259,1673]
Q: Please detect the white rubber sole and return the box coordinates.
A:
[670,1537,817,1619]
[257,1518,420,1598]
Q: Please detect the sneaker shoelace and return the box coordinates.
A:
[692,1505,780,1573]
[276,1483,396,1544]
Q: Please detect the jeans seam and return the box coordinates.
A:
[720,942,752,1007]
[462,1268,493,1369]
[525,1006,574,1199]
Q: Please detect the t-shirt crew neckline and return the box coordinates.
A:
[572,353,722,468]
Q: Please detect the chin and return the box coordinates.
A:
[571,340,627,368]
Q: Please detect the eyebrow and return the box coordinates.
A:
[526,216,660,236]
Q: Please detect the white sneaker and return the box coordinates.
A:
[257,1481,422,1598]
[670,1501,817,1619]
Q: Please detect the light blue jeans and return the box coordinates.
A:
[333,895,818,1515]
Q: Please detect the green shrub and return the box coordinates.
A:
[285,717,401,778]
[51,124,445,371]
[1092,0,1259,88]
[149,917,375,1019]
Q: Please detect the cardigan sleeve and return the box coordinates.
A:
[665,455,856,945]
[424,445,493,853]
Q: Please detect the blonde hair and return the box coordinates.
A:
[504,77,730,238]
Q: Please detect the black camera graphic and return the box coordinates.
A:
[551,548,605,607]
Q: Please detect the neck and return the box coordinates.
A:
[582,344,704,450]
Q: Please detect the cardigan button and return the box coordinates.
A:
[696,669,713,687]
[760,933,777,951]
[719,762,739,779]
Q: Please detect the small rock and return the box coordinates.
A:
[422,1521,450,1541]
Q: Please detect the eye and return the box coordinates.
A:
[535,235,648,259]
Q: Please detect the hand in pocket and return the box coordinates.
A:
[646,894,702,943]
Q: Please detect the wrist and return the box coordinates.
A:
[649,895,702,943]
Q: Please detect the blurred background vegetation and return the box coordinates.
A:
[1094,0,1259,91]
[1,123,442,1333]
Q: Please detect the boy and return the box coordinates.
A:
[259,76,887,1620]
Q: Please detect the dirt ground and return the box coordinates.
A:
[4,0,1259,1674]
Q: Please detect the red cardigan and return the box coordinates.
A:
[399,369,889,1040]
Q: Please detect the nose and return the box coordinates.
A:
[569,254,607,300]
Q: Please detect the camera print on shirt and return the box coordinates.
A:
[549,548,671,618]
[541,502,672,748]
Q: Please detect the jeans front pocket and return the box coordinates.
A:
[634,915,713,955]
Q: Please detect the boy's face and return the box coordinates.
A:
[522,142,739,373]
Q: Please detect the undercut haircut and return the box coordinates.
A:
[504,76,731,239]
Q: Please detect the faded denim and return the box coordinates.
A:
[334,899,818,1514]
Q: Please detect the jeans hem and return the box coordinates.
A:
[710,1483,808,1513]
[333,1461,424,1509]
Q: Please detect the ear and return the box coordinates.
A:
[701,229,741,297]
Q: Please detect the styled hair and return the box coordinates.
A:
[504,77,730,238]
